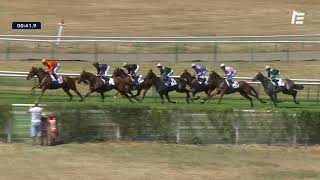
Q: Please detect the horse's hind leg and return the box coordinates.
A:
[165,92,176,104]
[100,92,105,102]
[63,87,73,101]
[239,91,253,108]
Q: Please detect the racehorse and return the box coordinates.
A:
[26,67,83,102]
[77,70,133,102]
[145,69,190,103]
[252,72,304,106]
[180,69,215,100]
[203,70,265,107]
[112,68,153,101]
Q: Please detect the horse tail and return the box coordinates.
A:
[293,84,304,90]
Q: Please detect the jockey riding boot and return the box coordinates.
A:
[228,79,233,87]
[52,73,59,82]
[165,77,170,86]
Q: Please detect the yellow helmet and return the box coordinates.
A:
[123,62,127,67]
[41,59,47,63]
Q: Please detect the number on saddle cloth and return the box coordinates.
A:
[50,74,63,84]
[100,77,115,85]
[165,78,177,87]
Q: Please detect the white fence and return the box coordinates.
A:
[1,70,320,85]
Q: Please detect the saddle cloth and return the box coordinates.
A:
[50,75,63,84]
[225,79,239,89]
[101,77,115,85]
[197,77,208,85]
[165,78,177,87]
[271,78,285,87]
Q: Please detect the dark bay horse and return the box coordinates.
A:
[26,67,83,102]
[113,68,153,101]
[77,70,133,102]
[145,70,190,103]
[203,71,265,107]
[180,69,215,100]
[252,72,304,106]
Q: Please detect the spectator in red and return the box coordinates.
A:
[47,112,57,145]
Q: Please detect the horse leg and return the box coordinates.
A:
[159,93,165,104]
[268,93,277,106]
[116,88,133,102]
[246,88,266,104]
[84,89,94,99]
[239,91,253,108]
[100,92,105,102]
[63,87,73,101]
[165,92,176,104]
[71,88,83,102]
[140,89,148,102]
[283,89,299,104]
[202,89,219,104]
[36,88,47,103]
[217,91,226,105]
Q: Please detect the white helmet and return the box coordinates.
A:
[265,65,270,70]
[139,75,143,78]
[157,63,162,67]
[220,63,226,68]
[191,63,196,67]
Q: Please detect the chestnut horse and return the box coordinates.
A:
[203,70,265,107]
[26,67,83,102]
[77,70,133,102]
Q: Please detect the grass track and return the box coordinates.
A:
[0,143,320,180]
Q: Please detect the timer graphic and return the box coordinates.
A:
[12,22,41,29]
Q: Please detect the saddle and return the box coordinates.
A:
[50,74,63,84]
[100,77,115,85]
[165,78,177,87]
[225,79,239,89]
[197,77,208,85]
[271,78,285,87]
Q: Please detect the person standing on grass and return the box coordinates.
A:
[47,112,57,145]
[28,103,43,145]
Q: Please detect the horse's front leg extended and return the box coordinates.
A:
[217,91,225,104]
[36,88,47,103]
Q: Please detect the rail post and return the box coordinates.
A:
[317,84,320,104]
[5,41,10,60]
[233,118,239,145]
[50,42,56,59]
[175,43,179,63]
[94,42,98,62]
[6,112,13,143]
[213,42,218,62]
[176,117,181,144]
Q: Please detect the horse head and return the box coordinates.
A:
[252,72,263,82]
[145,69,156,80]
[113,67,126,77]
[78,70,90,84]
[180,69,193,80]
[26,67,39,80]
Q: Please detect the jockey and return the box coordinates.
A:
[123,62,140,83]
[41,59,60,81]
[93,62,110,81]
[191,63,208,83]
[265,66,280,86]
[220,63,236,87]
[157,63,173,86]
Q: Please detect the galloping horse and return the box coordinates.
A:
[252,72,304,106]
[203,71,265,107]
[112,68,153,101]
[77,70,133,102]
[26,67,83,102]
[145,69,190,103]
[180,69,215,100]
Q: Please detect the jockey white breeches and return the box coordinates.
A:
[52,63,61,74]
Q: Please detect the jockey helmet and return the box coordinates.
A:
[265,65,270,70]
[220,63,226,68]
[157,63,162,67]
[123,62,127,67]
[41,59,47,64]
[191,63,196,67]
[139,75,143,78]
